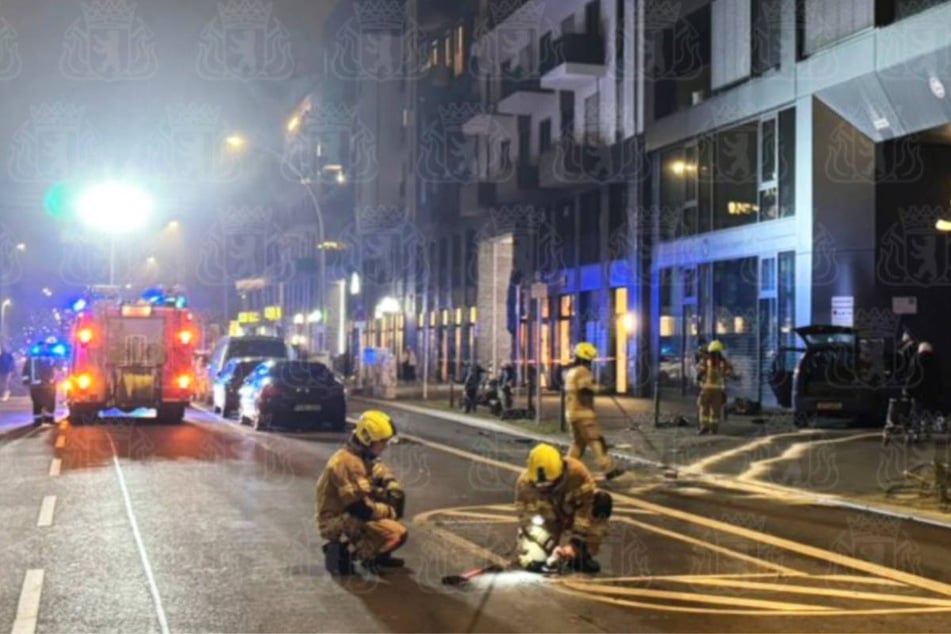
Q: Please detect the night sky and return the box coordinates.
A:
[0,0,334,338]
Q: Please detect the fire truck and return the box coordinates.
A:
[65,288,197,424]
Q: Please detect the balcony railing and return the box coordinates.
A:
[540,32,606,76]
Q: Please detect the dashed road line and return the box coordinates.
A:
[10,569,44,634]
[36,496,56,528]
[48,458,61,477]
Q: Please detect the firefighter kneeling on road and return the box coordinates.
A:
[515,443,612,574]
[316,410,408,575]
[23,339,58,426]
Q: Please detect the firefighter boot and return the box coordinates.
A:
[322,542,355,576]
[371,553,405,568]
[567,541,601,574]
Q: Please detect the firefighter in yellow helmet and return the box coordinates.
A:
[316,410,408,575]
[564,342,624,480]
[515,443,612,574]
[696,340,735,434]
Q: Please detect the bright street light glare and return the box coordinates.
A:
[225,134,247,151]
[936,218,951,232]
[76,182,154,233]
[15,243,25,251]
[167,220,180,229]
[287,115,301,133]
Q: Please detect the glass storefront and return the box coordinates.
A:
[658,252,795,403]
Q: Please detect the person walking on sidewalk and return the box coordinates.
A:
[0,346,14,401]
[696,340,735,435]
[564,342,624,481]
[463,362,485,413]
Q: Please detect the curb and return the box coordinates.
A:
[352,397,951,531]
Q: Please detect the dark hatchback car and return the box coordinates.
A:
[212,357,269,418]
[238,360,346,431]
[770,325,898,427]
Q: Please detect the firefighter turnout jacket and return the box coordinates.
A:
[515,456,607,554]
[564,364,597,422]
[315,441,407,560]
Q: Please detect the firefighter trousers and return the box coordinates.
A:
[697,387,726,432]
[568,416,615,475]
[30,387,56,424]
[318,514,407,561]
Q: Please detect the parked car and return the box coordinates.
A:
[770,325,897,428]
[212,356,269,418]
[237,360,346,431]
[205,336,291,403]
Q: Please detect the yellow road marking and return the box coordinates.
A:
[557,579,833,612]
[666,577,951,607]
[611,494,951,599]
[612,516,801,575]
[739,433,879,482]
[554,584,951,617]
[405,431,951,598]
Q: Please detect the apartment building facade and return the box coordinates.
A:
[461,0,644,391]
[646,0,951,405]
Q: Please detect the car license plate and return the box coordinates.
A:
[817,402,843,411]
[295,404,322,412]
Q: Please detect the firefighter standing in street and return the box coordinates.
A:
[23,339,58,426]
[696,340,735,435]
[316,410,408,575]
[564,342,624,481]
[515,443,613,574]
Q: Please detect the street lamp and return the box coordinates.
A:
[0,299,10,341]
[76,181,154,285]
[225,131,328,352]
[15,243,25,252]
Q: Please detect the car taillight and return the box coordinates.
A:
[77,328,93,344]
[177,330,194,345]
[75,373,92,390]
[176,374,192,389]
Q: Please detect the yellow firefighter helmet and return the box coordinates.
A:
[354,410,396,446]
[526,444,564,486]
[708,340,724,354]
[574,342,597,362]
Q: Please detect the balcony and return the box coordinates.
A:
[539,137,640,189]
[495,162,539,203]
[460,181,496,217]
[462,108,515,137]
[540,33,607,91]
[497,74,554,115]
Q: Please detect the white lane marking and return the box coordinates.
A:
[36,496,56,528]
[738,433,879,481]
[11,569,44,634]
[48,459,61,477]
[684,430,819,474]
[106,434,170,634]
[54,435,65,449]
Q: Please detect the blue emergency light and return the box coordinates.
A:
[71,298,87,312]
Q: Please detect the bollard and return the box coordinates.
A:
[560,382,567,433]
[653,374,661,428]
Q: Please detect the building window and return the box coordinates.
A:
[454,26,464,76]
[584,92,600,145]
[778,251,796,349]
[752,0,782,75]
[713,121,758,230]
[579,191,600,265]
[539,118,552,153]
[894,0,949,20]
[713,257,758,399]
[800,0,874,58]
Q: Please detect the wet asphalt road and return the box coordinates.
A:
[1,402,951,633]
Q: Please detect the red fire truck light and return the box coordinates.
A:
[77,328,94,344]
[178,330,194,345]
[176,375,192,390]
[76,374,92,390]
